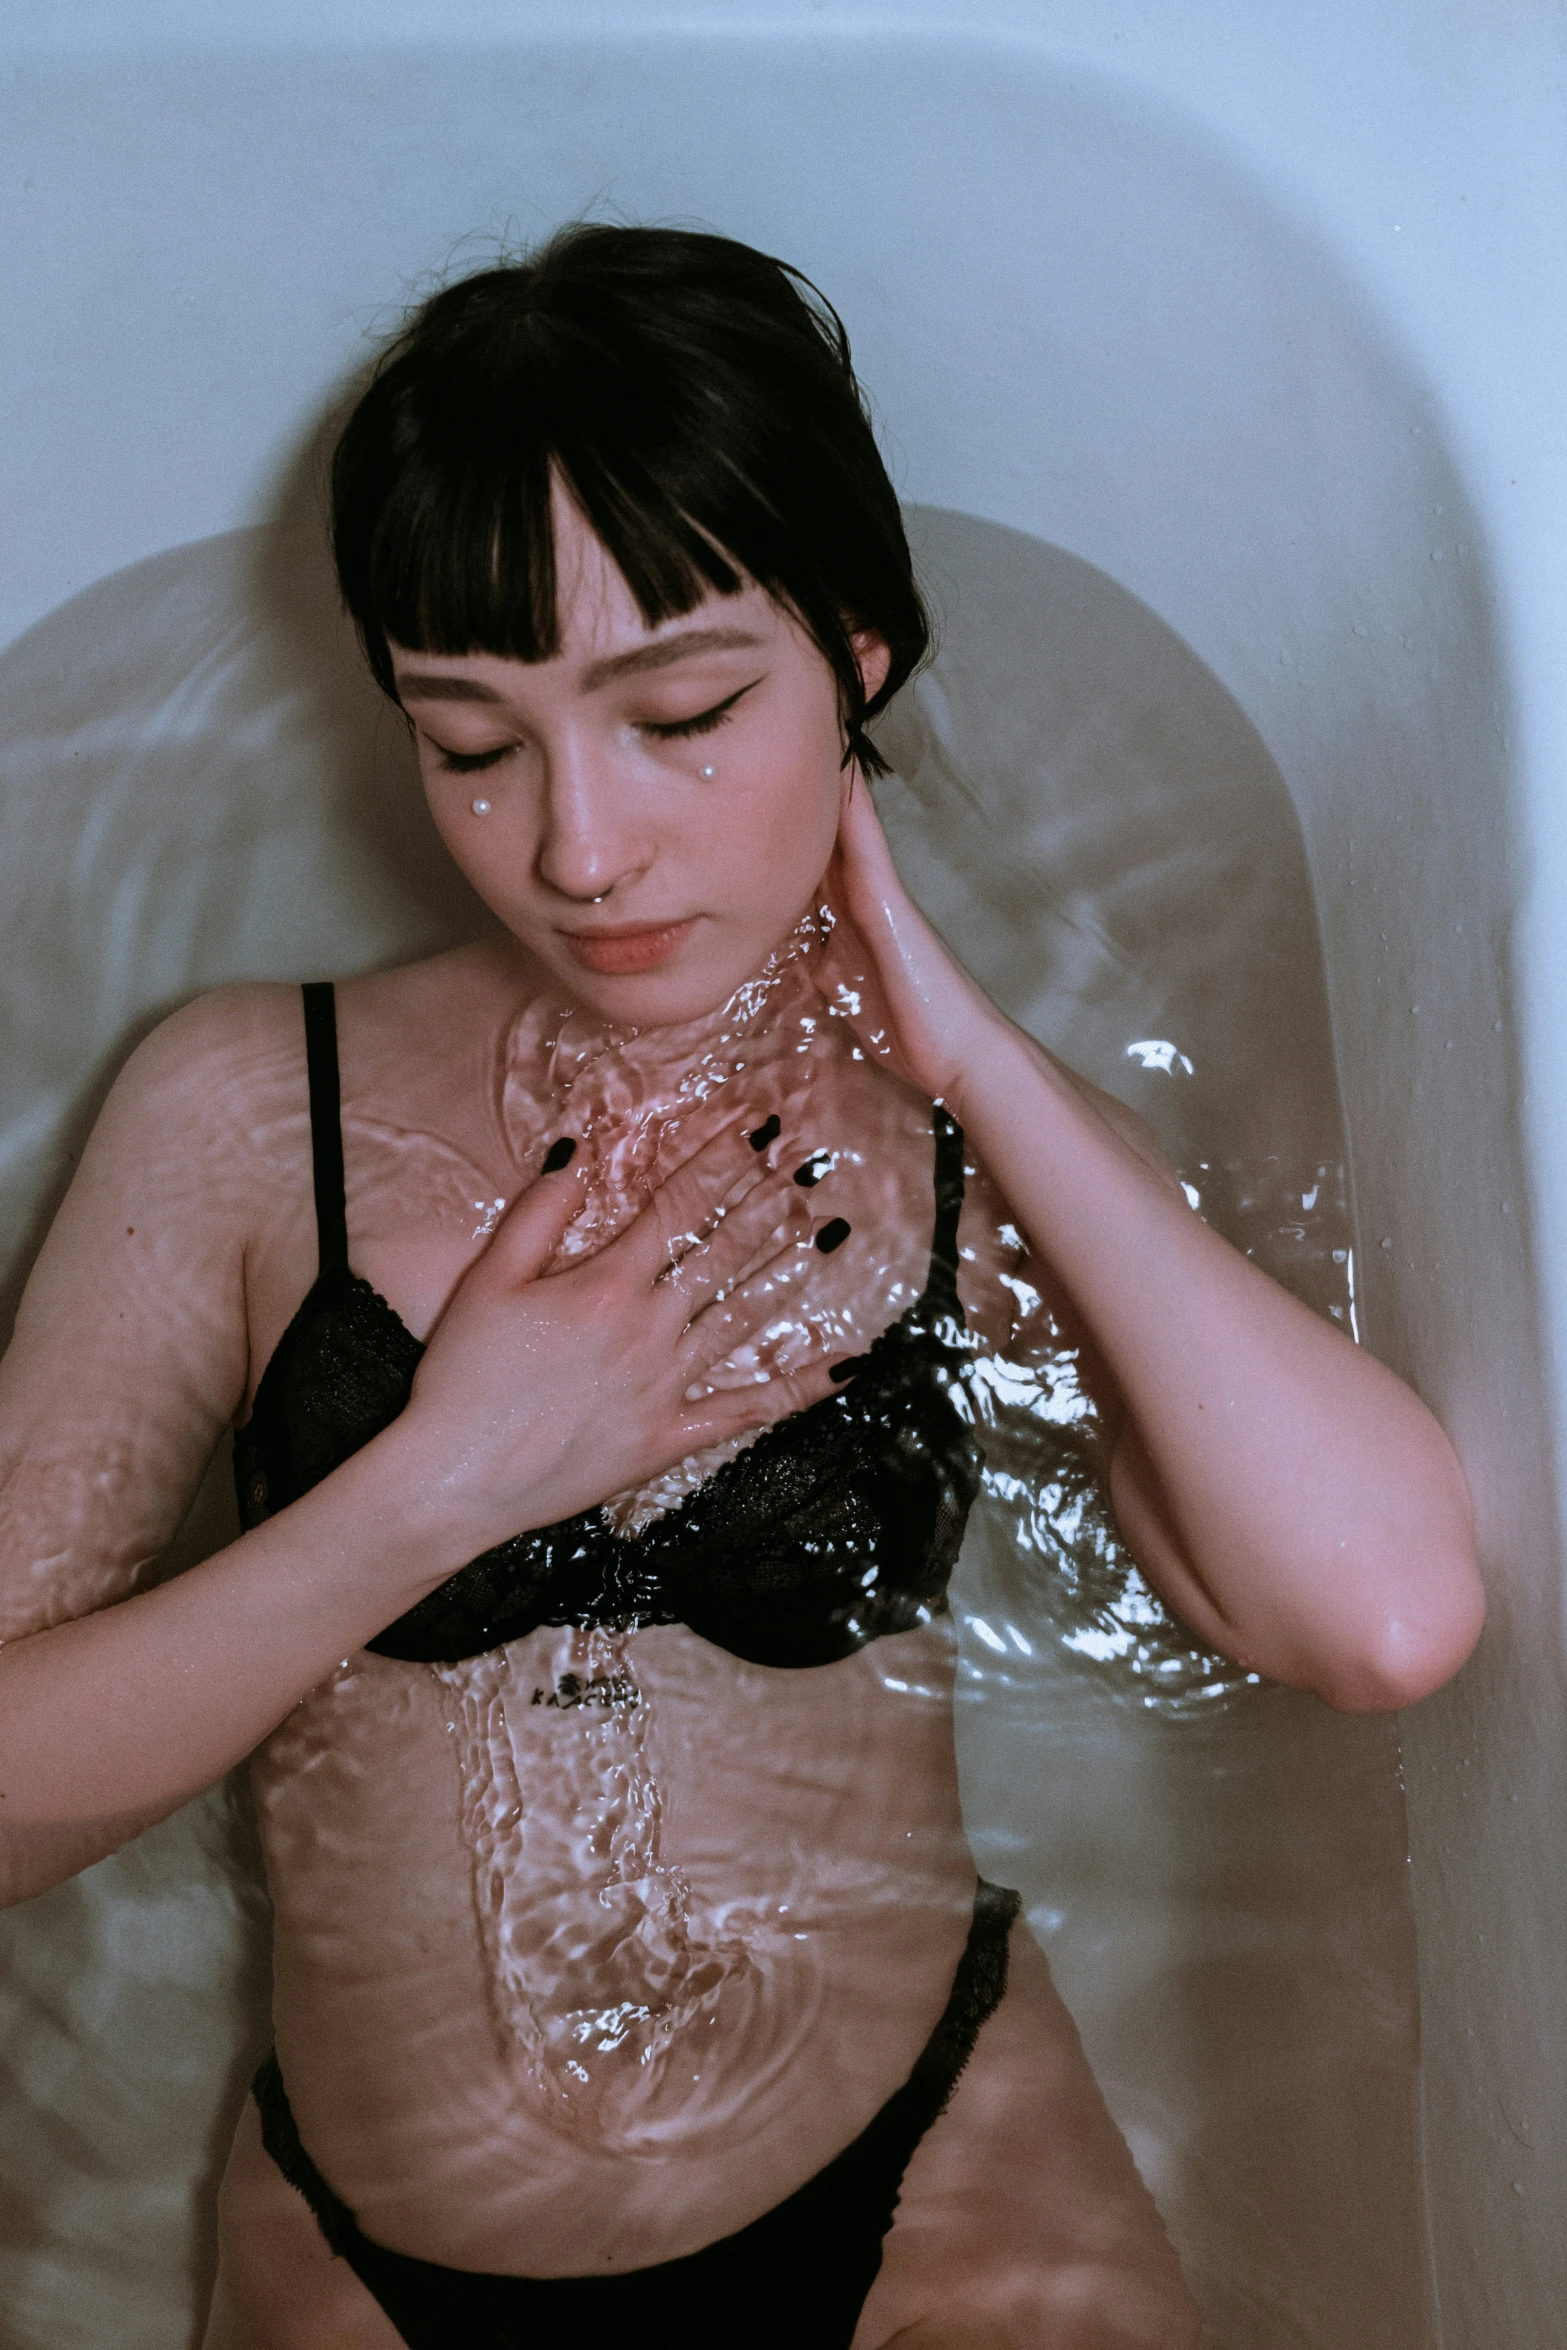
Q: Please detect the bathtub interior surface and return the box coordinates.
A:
[2,13,1561,2347]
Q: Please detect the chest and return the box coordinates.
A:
[245,1031,1017,1408]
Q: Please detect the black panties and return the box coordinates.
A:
[254,1880,1021,2350]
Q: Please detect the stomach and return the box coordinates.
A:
[250,1613,978,2275]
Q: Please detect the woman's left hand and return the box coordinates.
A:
[821,769,999,1112]
[822,763,1484,1718]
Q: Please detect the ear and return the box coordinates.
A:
[850,626,893,703]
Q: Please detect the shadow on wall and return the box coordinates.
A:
[0,504,1420,2348]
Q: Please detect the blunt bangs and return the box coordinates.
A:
[331,225,931,775]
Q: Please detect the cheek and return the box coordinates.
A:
[722,755,842,921]
[422,788,488,884]
[765,736,843,847]
[726,680,846,897]
[419,779,538,924]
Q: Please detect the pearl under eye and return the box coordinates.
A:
[471,798,492,816]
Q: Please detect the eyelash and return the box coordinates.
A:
[431,685,752,774]
[436,744,508,775]
[643,697,740,741]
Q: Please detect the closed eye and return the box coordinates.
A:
[640,679,761,741]
[433,742,510,776]
[425,674,762,772]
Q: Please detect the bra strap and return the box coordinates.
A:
[301,981,349,1278]
[923,1105,967,1317]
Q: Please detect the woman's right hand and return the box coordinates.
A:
[396,1117,831,1557]
[0,997,833,1899]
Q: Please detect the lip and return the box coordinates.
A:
[559,917,698,975]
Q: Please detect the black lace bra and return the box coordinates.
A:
[233,983,984,1670]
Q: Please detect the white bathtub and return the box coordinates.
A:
[1,7,1562,2346]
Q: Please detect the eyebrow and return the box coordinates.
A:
[394,626,766,704]
[393,672,503,703]
[579,627,765,690]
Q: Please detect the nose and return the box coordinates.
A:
[532,733,653,905]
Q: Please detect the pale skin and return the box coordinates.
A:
[0,485,1482,2347]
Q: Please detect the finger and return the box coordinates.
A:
[655,1178,814,1315]
[836,769,905,898]
[612,1116,764,1281]
[672,1353,841,1454]
[622,1114,810,1284]
[484,1146,588,1282]
[675,1236,819,1378]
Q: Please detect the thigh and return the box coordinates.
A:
[201,2096,406,2350]
[853,1921,1200,2350]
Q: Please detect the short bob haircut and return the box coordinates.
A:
[331,222,930,777]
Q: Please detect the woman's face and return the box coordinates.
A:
[391,485,889,1027]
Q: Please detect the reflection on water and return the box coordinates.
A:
[434,1627,756,2130]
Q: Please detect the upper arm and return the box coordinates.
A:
[0,987,292,1640]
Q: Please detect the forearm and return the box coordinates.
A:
[0,1418,466,1904]
[951,1015,1483,1708]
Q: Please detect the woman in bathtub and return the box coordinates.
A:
[0,225,1482,2349]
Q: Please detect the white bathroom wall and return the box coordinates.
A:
[2,5,1563,2342]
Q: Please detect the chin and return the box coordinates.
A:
[576,968,751,1028]
[530,943,751,1030]
[527,908,820,1028]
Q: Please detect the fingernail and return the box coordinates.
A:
[747,1114,782,1152]
[815,1217,851,1255]
[829,1353,870,1383]
[542,1136,577,1173]
[794,1153,829,1188]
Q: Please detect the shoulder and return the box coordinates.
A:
[58,982,312,1256]
[0,988,308,1461]
[104,980,307,1116]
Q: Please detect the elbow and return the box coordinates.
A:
[1306,1437,1487,1713]
[1306,1554,1487,1716]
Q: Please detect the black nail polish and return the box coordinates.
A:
[829,1353,869,1384]
[815,1217,851,1254]
[747,1114,782,1152]
[794,1154,828,1188]
[542,1136,577,1173]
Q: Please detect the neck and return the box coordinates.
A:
[545,904,830,1083]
